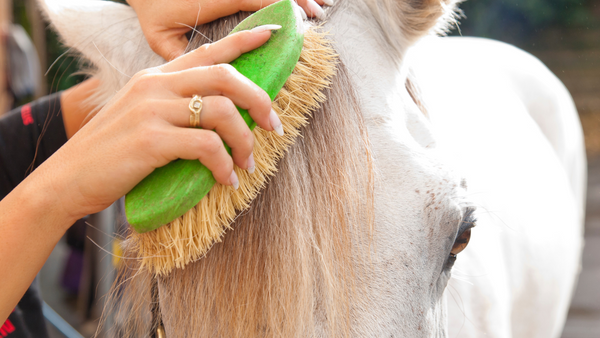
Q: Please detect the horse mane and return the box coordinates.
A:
[92,0,462,334]
[104,12,374,338]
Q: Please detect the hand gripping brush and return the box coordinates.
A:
[124,0,337,275]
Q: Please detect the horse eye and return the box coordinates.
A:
[450,228,472,256]
[448,207,477,261]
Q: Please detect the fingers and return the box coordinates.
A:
[198,97,255,169]
[148,30,189,61]
[240,0,331,20]
[157,65,275,132]
[163,127,239,187]
[134,0,332,61]
[162,97,255,169]
[236,0,281,11]
[160,27,279,73]
[296,0,328,19]
[186,0,281,26]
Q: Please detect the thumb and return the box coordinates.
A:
[148,33,189,61]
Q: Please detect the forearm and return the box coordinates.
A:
[0,158,77,323]
[61,78,100,139]
[0,80,98,321]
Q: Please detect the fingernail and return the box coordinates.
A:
[250,24,282,33]
[229,170,239,190]
[299,6,308,20]
[323,0,334,6]
[293,2,308,20]
[269,109,284,136]
[307,0,325,19]
[247,153,255,174]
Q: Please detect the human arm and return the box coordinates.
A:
[0,26,280,322]
[128,0,331,60]
[61,78,100,139]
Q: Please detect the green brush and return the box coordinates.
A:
[125,0,304,233]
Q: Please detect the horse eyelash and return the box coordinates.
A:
[446,207,478,264]
[460,206,477,231]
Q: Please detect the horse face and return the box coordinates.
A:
[41,0,471,336]
[320,1,470,335]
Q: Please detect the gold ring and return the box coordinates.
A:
[189,95,203,128]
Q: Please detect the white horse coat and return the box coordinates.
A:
[410,36,585,337]
[40,0,585,336]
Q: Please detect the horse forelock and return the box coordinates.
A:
[106,12,375,338]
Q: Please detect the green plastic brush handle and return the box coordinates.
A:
[124,0,304,233]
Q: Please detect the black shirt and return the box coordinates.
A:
[0,93,67,338]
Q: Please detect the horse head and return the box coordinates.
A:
[40,0,475,337]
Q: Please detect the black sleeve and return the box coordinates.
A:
[0,94,68,338]
[0,93,67,199]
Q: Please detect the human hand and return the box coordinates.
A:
[127,0,332,61]
[42,26,281,222]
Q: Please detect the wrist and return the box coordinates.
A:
[19,155,82,229]
[3,176,75,243]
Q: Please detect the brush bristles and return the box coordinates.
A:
[128,28,338,275]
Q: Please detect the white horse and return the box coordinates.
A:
[40,0,585,337]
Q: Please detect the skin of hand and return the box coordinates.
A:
[127,0,332,61]
[0,26,281,323]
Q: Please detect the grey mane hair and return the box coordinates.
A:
[103,10,374,338]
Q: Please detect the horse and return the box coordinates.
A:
[39,0,586,337]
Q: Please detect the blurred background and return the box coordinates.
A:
[451,2,600,337]
[0,0,598,337]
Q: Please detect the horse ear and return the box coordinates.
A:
[365,0,462,58]
[37,0,164,106]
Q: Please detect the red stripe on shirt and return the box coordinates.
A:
[0,318,15,337]
[21,104,34,126]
